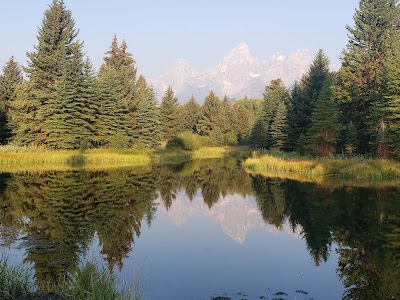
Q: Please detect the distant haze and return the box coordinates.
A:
[152,43,315,102]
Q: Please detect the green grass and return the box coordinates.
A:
[244,152,400,184]
[0,145,233,172]
[66,262,139,300]
[0,255,33,300]
[0,256,140,300]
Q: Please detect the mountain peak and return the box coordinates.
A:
[152,47,313,103]
[225,42,251,60]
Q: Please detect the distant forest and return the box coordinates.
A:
[1,0,400,158]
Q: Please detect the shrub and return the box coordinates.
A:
[223,132,238,146]
[166,131,202,151]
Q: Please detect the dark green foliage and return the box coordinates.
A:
[286,50,330,152]
[132,77,161,148]
[308,78,343,156]
[95,65,131,148]
[297,133,308,156]
[10,0,89,147]
[334,0,400,154]
[100,36,138,132]
[0,57,23,144]
[179,95,202,133]
[270,101,288,151]
[345,121,359,156]
[26,0,78,89]
[230,100,256,144]
[250,79,289,149]
[160,87,180,140]
[43,44,98,149]
[196,91,222,136]
[383,32,400,157]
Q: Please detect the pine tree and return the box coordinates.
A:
[95,65,131,148]
[10,0,82,146]
[345,121,358,156]
[384,31,400,157]
[43,44,98,149]
[196,91,222,136]
[286,82,305,151]
[132,77,161,148]
[333,0,400,154]
[308,78,343,157]
[219,95,232,134]
[0,57,23,144]
[180,95,201,133]
[160,87,179,140]
[298,50,330,135]
[251,79,288,149]
[101,36,138,133]
[270,101,288,151]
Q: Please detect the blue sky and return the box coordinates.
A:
[0,0,359,77]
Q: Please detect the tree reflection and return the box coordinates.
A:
[0,168,158,286]
[0,161,399,299]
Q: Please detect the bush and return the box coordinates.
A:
[223,132,238,146]
[166,131,202,151]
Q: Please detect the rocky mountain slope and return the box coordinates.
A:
[152,43,312,102]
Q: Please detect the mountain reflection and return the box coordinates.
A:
[0,159,399,299]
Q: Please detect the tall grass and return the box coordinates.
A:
[0,256,141,300]
[0,255,33,300]
[0,145,232,172]
[244,153,400,181]
[67,262,139,300]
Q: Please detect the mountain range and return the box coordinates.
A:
[151,43,313,103]
[159,189,302,244]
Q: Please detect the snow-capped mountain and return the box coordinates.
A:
[158,189,302,244]
[152,43,313,103]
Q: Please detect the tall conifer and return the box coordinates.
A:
[334,0,400,154]
[0,57,23,144]
[160,87,179,140]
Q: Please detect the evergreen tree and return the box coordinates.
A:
[219,95,232,134]
[345,121,358,156]
[230,101,255,144]
[43,44,97,149]
[270,101,288,151]
[180,95,201,133]
[308,78,343,157]
[10,0,84,146]
[196,91,222,136]
[132,76,161,148]
[334,0,400,154]
[251,79,288,148]
[95,65,131,148]
[385,32,400,157]
[298,50,330,136]
[160,87,179,140]
[0,57,23,144]
[101,36,138,131]
[286,82,305,151]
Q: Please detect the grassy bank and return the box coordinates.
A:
[0,145,233,172]
[0,256,139,300]
[244,153,400,183]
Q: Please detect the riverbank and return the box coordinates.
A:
[0,146,236,172]
[243,153,400,184]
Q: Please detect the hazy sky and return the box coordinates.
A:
[0,0,359,78]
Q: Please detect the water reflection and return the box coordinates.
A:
[0,159,399,299]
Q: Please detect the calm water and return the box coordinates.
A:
[0,158,399,300]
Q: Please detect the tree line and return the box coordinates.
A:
[1,0,400,159]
